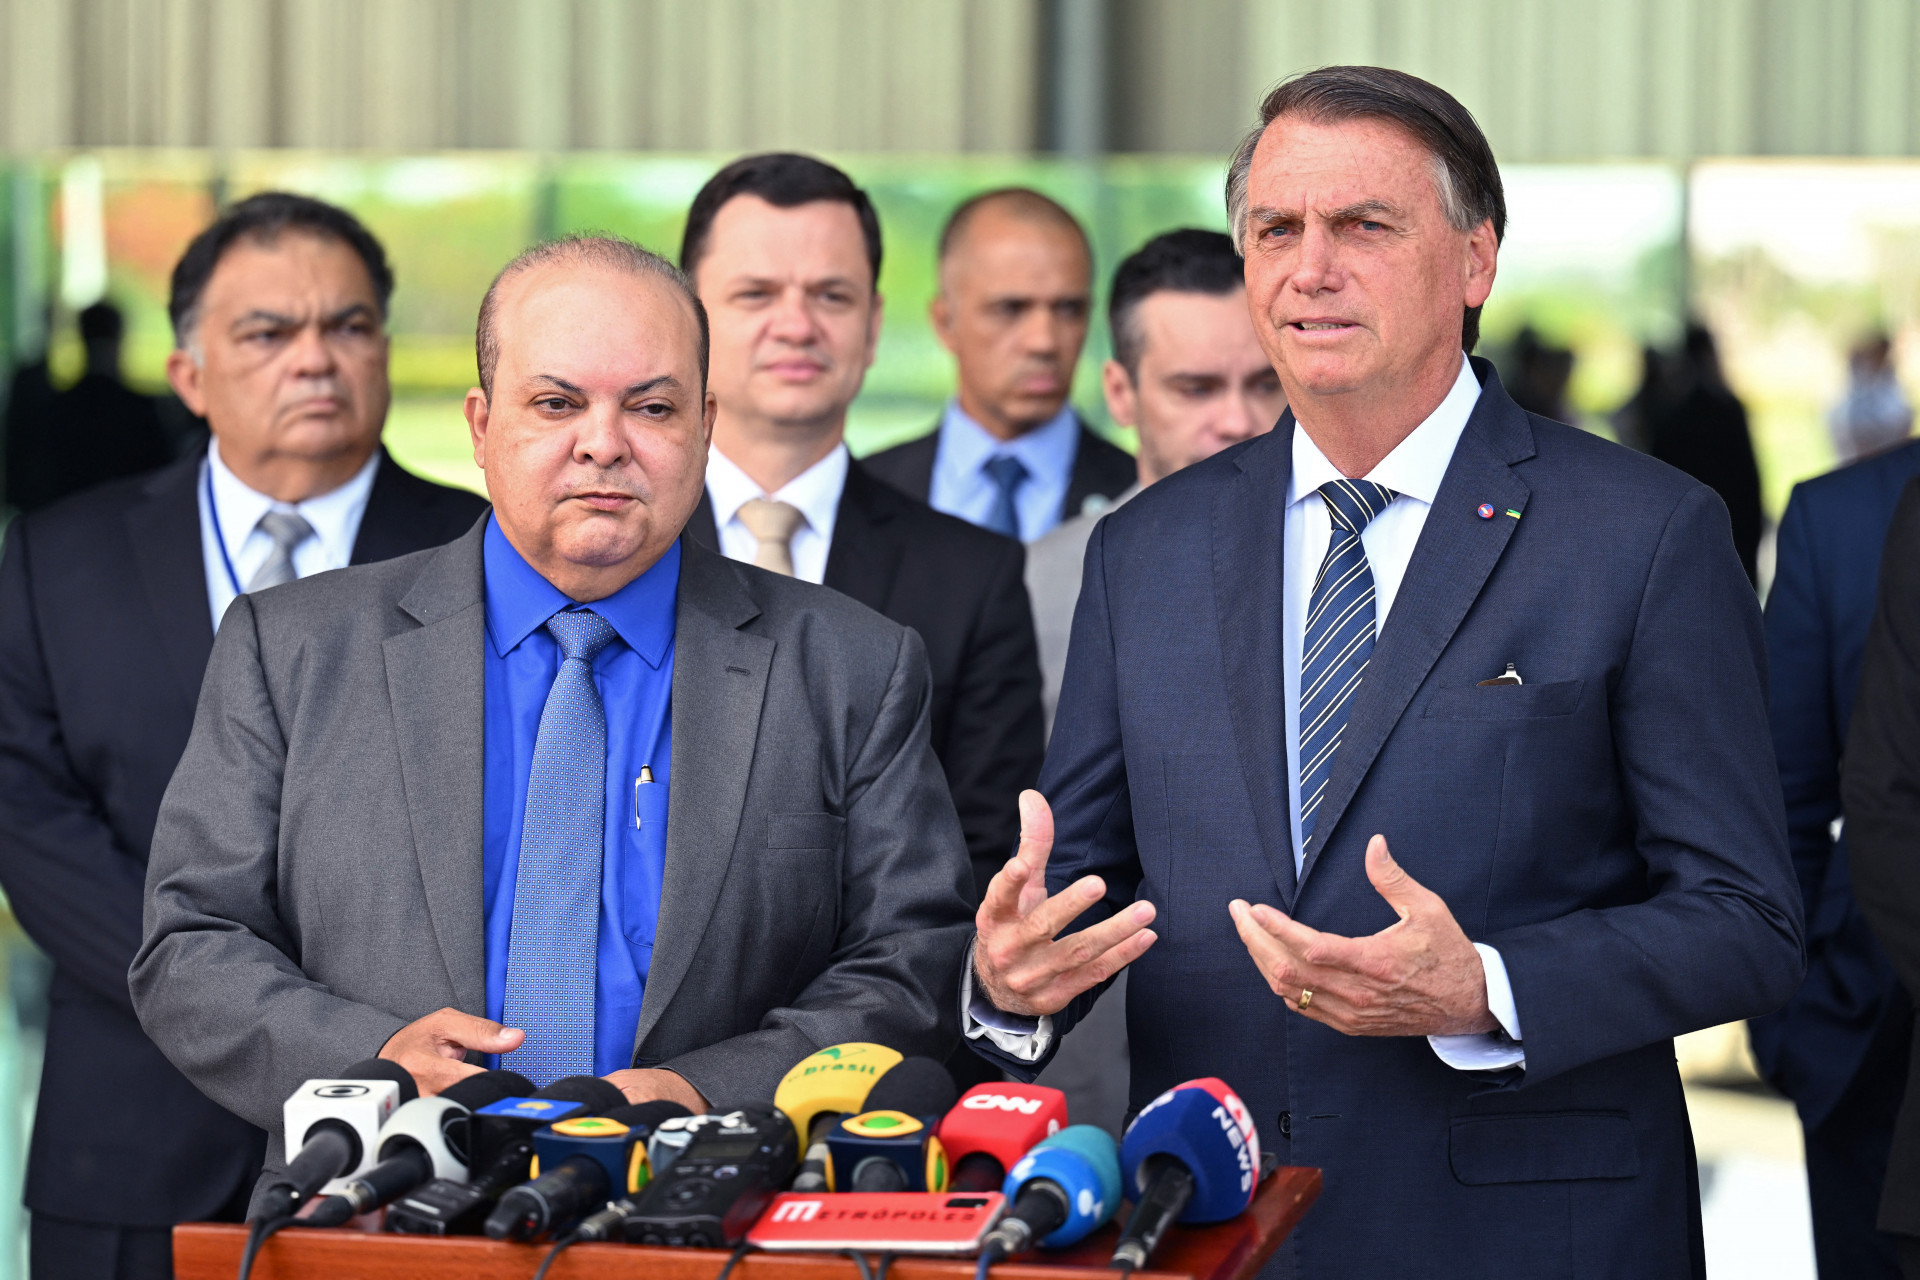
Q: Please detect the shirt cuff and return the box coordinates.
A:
[960,940,1053,1063]
[1427,943,1526,1072]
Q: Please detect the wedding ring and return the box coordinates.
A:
[1299,988,1314,1009]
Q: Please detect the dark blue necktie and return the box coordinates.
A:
[983,455,1030,539]
[1299,480,1396,842]
[501,608,617,1085]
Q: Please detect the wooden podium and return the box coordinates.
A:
[175,1166,1319,1280]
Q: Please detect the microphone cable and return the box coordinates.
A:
[235,1214,296,1280]
[530,1229,582,1280]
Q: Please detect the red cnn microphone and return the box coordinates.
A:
[937,1083,1069,1192]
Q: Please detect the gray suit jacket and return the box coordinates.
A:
[131,518,974,1171]
[1024,484,1139,735]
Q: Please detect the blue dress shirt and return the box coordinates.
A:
[481,516,678,1075]
[927,401,1082,542]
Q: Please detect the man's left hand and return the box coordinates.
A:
[1229,834,1498,1037]
[603,1067,709,1113]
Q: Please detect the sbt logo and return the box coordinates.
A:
[771,1200,822,1223]
[961,1093,1045,1116]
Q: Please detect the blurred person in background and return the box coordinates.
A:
[677,154,1043,1092]
[1021,227,1283,1137]
[1839,472,1920,1280]
[1830,333,1913,465]
[864,189,1134,540]
[1750,427,1920,1279]
[1646,323,1764,585]
[1503,325,1575,425]
[5,301,170,514]
[1,308,56,514]
[0,192,486,1280]
[1610,343,1673,454]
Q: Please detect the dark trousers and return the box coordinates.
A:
[30,1216,174,1280]
[1810,1021,1909,1280]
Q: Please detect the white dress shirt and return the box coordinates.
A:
[198,440,381,630]
[927,401,1080,542]
[705,443,848,585]
[965,355,1526,1072]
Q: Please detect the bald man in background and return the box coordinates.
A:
[863,189,1134,541]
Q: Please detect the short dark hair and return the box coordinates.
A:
[1108,229,1245,375]
[168,191,394,348]
[78,300,124,346]
[938,187,1091,265]
[476,234,709,398]
[1224,66,1506,352]
[680,153,882,286]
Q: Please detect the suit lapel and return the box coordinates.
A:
[1213,426,1300,902]
[383,524,490,1012]
[124,456,217,702]
[1296,371,1537,890]
[822,463,905,611]
[634,543,773,1046]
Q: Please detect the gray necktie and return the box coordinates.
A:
[246,510,315,592]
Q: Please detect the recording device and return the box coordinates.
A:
[256,1058,418,1221]
[825,1058,959,1192]
[384,1075,627,1236]
[301,1071,533,1226]
[484,1100,691,1242]
[748,1191,1008,1252]
[937,1083,1068,1193]
[772,1043,904,1193]
[979,1125,1121,1260]
[619,1105,800,1248]
[1110,1078,1261,1272]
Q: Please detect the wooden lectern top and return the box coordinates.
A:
[175,1165,1319,1280]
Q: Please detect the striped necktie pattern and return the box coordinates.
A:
[1299,479,1397,843]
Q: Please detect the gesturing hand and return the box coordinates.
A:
[972,790,1158,1016]
[380,1008,525,1095]
[1229,835,1498,1038]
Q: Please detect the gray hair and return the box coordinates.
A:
[1223,66,1506,350]
[475,234,709,397]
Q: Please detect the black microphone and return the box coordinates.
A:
[258,1058,419,1222]
[485,1100,692,1242]
[302,1071,533,1226]
[826,1058,960,1192]
[384,1075,627,1236]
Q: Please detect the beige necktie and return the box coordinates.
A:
[736,498,807,577]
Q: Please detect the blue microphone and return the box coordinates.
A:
[1111,1078,1261,1271]
[979,1125,1122,1261]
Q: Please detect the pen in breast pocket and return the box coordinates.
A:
[1478,663,1523,687]
[634,764,655,828]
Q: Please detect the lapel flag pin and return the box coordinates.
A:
[1506,508,1522,519]
[1477,503,1495,519]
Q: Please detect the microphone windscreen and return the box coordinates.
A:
[863,1057,958,1117]
[774,1043,904,1139]
[938,1083,1068,1175]
[1120,1077,1259,1223]
[1036,1124,1122,1211]
[1005,1124,1123,1247]
[603,1100,693,1131]
[532,1075,628,1114]
[338,1057,420,1105]
[439,1070,537,1113]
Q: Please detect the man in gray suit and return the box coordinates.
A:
[1022,229,1282,1137]
[131,235,974,1171]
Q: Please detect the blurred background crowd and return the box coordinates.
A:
[8,1,1920,1277]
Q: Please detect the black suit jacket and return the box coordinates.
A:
[690,459,1044,891]
[0,448,486,1227]
[860,414,1136,527]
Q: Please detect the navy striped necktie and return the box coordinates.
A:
[1299,479,1397,842]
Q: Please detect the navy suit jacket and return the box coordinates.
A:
[975,362,1802,1279]
[1747,441,1920,1129]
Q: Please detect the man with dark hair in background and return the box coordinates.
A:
[1019,227,1283,1136]
[5,300,171,513]
[0,191,486,1280]
[1645,323,1764,585]
[863,188,1134,540]
[677,153,1043,1091]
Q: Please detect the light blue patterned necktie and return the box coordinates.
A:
[983,455,1030,539]
[1299,480,1396,843]
[501,608,618,1086]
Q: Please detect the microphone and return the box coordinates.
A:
[258,1058,419,1221]
[825,1058,960,1192]
[772,1043,905,1193]
[485,1100,691,1242]
[1110,1078,1261,1271]
[301,1070,533,1226]
[937,1083,1068,1193]
[980,1125,1121,1260]
[384,1075,627,1236]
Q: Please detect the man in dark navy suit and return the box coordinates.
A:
[0,193,486,1280]
[963,67,1802,1279]
[1749,438,1920,1279]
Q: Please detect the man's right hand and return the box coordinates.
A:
[972,790,1158,1016]
[380,1008,525,1095]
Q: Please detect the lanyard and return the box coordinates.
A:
[205,462,245,597]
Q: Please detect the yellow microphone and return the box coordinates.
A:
[773,1043,904,1191]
